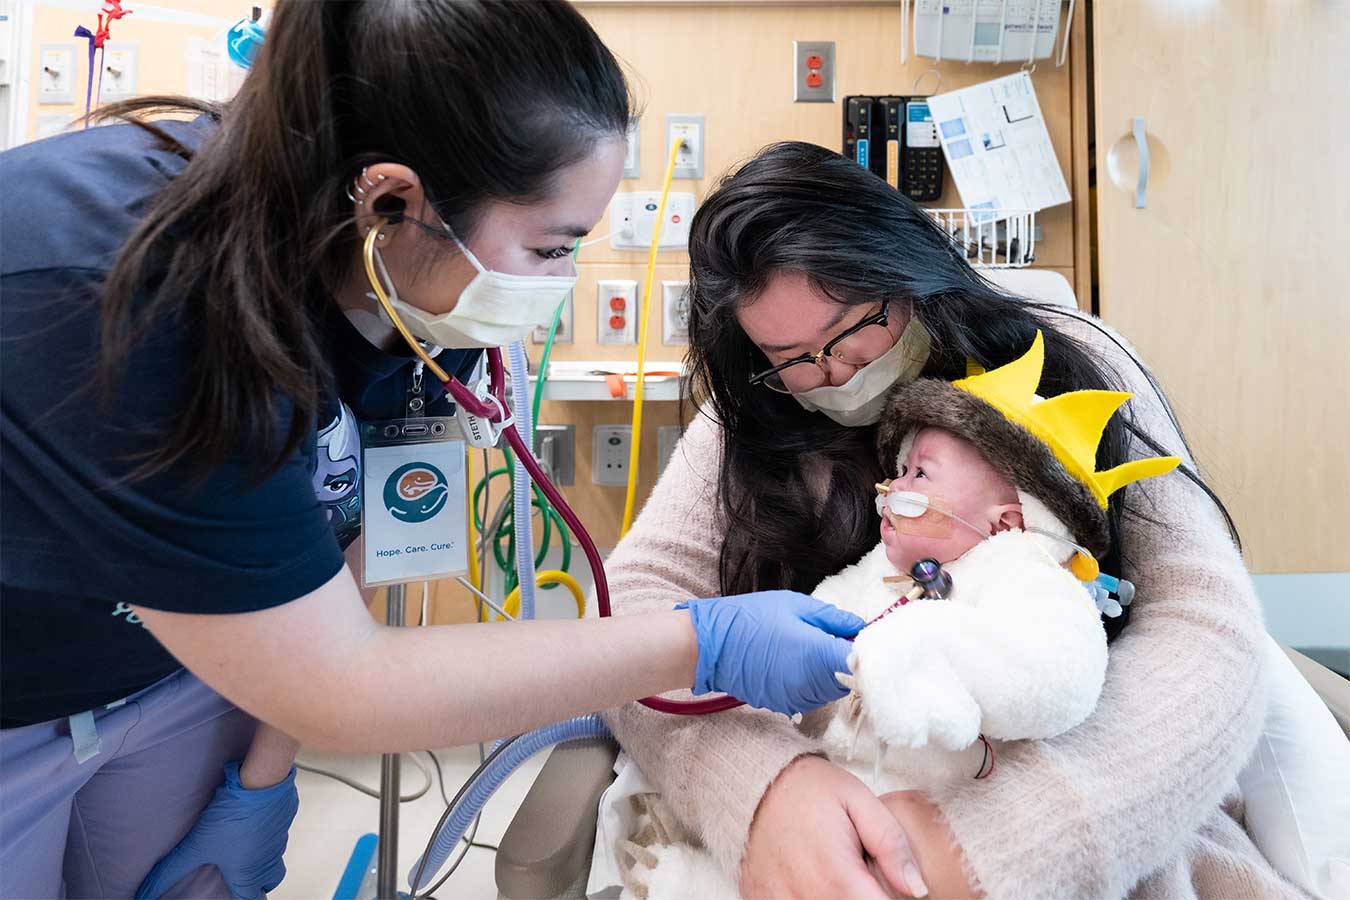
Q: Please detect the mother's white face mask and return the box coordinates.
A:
[370,233,576,349]
[791,317,932,427]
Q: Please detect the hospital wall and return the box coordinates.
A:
[482,0,1092,624]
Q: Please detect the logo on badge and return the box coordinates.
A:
[384,462,450,523]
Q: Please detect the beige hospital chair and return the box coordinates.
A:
[496,273,1350,899]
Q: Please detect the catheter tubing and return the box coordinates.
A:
[508,341,539,620]
[407,714,613,893]
[620,135,684,537]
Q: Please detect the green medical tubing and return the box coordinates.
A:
[468,252,576,598]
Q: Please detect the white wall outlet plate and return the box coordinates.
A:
[662,280,690,345]
[592,425,632,486]
[666,114,704,179]
[624,119,641,179]
[36,114,74,139]
[38,45,76,105]
[609,192,696,251]
[597,279,639,345]
[793,40,835,103]
[532,289,574,344]
[98,43,138,101]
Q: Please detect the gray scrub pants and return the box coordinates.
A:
[0,669,256,899]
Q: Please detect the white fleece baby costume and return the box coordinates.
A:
[617,529,1108,899]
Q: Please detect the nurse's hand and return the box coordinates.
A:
[741,756,928,899]
[135,761,299,900]
[680,591,864,716]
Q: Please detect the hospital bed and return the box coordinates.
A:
[494,272,1350,899]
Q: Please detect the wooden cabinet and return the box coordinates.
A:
[1092,2,1349,573]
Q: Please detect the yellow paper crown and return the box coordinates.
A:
[954,331,1180,509]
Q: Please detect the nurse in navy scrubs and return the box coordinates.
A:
[0,3,864,896]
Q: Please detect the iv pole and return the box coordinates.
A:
[376,583,405,900]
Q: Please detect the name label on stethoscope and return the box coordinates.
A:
[360,417,468,588]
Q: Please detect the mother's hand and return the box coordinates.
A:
[878,790,980,899]
[741,756,929,899]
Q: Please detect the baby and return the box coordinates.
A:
[815,420,1114,789]
[878,425,1025,576]
[615,332,1180,898]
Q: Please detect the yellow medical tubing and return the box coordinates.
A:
[620,136,684,538]
[495,570,586,621]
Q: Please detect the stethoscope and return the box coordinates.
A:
[361,223,740,715]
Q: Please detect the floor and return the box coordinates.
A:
[276,744,546,900]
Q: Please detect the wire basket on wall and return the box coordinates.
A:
[926,207,1036,268]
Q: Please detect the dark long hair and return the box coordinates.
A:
[687,142,1236,639]
[96,0,632,476]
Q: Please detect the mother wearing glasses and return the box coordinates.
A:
[603,142,1283,899]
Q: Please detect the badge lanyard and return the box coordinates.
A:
[360,361,469,588]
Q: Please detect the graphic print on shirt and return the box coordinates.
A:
[315,402,362,547]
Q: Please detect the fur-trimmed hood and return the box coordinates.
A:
[876,378,1111,557]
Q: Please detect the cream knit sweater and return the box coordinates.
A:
[601,312,1301,899]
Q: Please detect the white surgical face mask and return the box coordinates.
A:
[791,317,931,427]
[370,234,576,349]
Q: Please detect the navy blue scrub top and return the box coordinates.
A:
[0,117,481,727]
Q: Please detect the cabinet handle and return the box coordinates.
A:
[1133,117,1150,209]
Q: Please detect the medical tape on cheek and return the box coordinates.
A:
[892,491,955,538]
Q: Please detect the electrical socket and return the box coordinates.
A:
[662,280,690,345]
[597,280,639,345]
[534,424,575,486]
[666,114,705,179]
[532,289,574,344]
[793,40,835,103]
[623,119,641,179]
[657,426,684,478]
[592,425,632,486]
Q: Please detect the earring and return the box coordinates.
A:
[364,225,387,241]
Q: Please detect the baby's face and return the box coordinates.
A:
[879,427,1022,573]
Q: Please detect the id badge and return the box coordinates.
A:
[360,417,468,588]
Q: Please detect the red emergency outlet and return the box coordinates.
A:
[609,315,626,331]
[806,71,824,89]
[609,297,626,312]
[805,54,824,69]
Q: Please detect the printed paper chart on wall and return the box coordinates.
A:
[928,72,1070,215]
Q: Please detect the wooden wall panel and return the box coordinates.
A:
[429,2,1086,621]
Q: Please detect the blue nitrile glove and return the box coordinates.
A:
[136,761,299,900]
[678,591,865,716]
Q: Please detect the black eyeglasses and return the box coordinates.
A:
[748,300,902,394]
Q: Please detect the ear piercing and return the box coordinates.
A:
[346,168,388,206]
